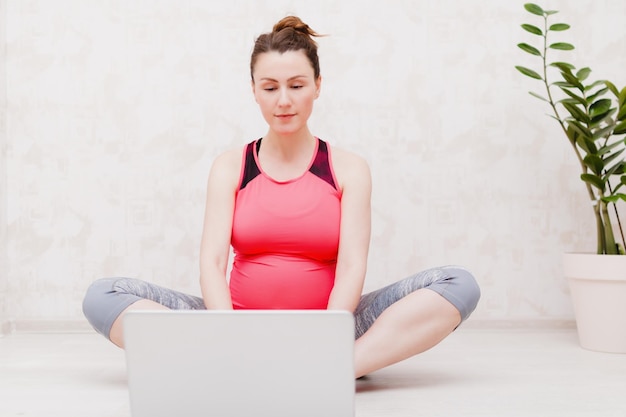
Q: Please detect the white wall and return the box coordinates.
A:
[1,0,8,330]
[4,0,626,325]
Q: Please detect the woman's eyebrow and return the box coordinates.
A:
[259,75,307,82]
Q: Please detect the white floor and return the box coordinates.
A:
[1,327,625,417]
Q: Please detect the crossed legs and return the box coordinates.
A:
[83,266,480,375]
[353,288,461,378]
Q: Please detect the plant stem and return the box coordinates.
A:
[607,180,626,252]
[540,12,605,253]
[595,203,605,253]
[601,200,618,254]
[616,208,626,253]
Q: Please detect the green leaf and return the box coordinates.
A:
[612,162,626,175]
[562,101,590,123]
[550,62,576,71]
[594,124,617,141]
[597,136,625,154]
[584,155,604,175]
[585,80,606,92]
[603,160,624,179]
[581,173,605,191]
[566,124,580,145]
[590,99,613,118]
[614,120,626,135]
[590,98,612,113]
[590,108,616,127]
[560,71,584,91]
[587,87,609,105]
[582,137,598,155]
[529,91,548,102]
[521,24,543,36]
[550,42,575,50]
[524,3,545,16]
[601,195,618,203]
[552,81,574,88]
[559,88,587,106]
[545,10,558,16]
[572,129,596,155]
[518,43,542,56]
[617,104,626,122]
[602,193,626,203]
[622,176,626,186]
[568,119,593,139]
[602,148,625,168]
[576,67,591,82]
[620,87,626,108]
[604,80,619,97]
[515,66,543,80]
[548,114,564,123]
[549,23,570,31]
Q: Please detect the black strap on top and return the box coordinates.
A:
[239,138,337,191]
[309,139,337,190]
[239,140,262,190]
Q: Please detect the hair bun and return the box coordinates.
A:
[272,16,319,38]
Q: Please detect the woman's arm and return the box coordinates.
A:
[198,149,241,310]
[326,148,372,312]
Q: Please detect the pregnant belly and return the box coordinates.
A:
[229,255,335,309]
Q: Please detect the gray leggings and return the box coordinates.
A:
[83,266,480,340]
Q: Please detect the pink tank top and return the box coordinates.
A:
[230,138,341,309]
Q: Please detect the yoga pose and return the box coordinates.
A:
[83,16,480,378]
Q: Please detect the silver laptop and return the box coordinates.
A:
[123,310,355,417]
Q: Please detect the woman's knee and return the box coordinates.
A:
[82,278,114,324]
[441,266,481,321]
[82,277,140,339]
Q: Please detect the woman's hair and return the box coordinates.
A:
[250,16,323,81]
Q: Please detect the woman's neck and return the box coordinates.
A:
[256,128,318,181]
[262,129,316,161]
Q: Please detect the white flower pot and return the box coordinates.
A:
[563,253,626,354]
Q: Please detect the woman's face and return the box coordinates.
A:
[252,50,321,136]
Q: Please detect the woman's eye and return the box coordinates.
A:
[291,85,303,89]
[264,87,276,91]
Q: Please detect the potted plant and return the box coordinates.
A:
[516,3,626,353]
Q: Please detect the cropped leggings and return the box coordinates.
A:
[83,265,480,341]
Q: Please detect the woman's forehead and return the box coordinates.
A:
[253,50,315,80]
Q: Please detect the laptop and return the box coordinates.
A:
[123,310,355,417]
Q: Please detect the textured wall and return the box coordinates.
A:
[1,0,8,326]
[4,0,626,323]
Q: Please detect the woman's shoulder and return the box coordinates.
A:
[207,144,247,186]
[214,146,243,165]
[327,143,371,190]
[328,143,369,170]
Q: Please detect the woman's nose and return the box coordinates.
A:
[277,88,291,106]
